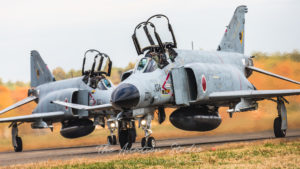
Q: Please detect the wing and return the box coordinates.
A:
[51,101,113,111]
[0,111,65,123]
[209,89,300,101]
[247,66,300,85]
[0,96,37,115]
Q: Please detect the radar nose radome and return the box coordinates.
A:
[111,83,140,109]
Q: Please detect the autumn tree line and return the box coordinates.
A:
[0,50,300,98]
[0,50,300,138]
[0,61,136,90]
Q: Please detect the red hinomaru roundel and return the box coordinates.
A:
[201,75,207,92]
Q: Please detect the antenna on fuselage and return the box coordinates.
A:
[191,41,194,50]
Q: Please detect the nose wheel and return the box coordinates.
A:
[118,120,136,149]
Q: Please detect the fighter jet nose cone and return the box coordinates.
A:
[111,83,140,109]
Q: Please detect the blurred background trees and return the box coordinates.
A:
[0,51,300,151]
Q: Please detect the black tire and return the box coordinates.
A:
[147,137,156,148]
[14,136,23,152]
[112,135,117,145]
[107,136,113,145]
[141,137,146,148]
[274,117,286,138]
[129,128,137,143]
[118,130,132,149]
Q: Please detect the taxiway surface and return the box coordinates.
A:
[1,129,300,166]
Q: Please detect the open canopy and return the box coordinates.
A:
[132,14,177,55]
[82,49,112,77]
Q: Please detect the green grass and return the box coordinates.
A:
[31,139,300,169]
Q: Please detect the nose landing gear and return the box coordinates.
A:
[118,120,136,149]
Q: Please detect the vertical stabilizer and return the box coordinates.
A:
[30,50,55,87]
[217,5,248,54]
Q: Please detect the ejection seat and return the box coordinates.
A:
[81,49,112,89]
[132,14,177,69]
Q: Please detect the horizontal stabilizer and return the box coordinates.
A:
[209,89,300,101]
[0,96,37,116]
[0,111,65,123]
[247,66,300,85]
[52,101,113,111]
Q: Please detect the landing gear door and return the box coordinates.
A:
[76,90,89,117]
[171,67,190,106]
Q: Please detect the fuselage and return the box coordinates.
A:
[114,49,255,109]
[34,76,114,118]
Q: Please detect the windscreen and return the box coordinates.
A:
[97,79,112,90]
[144,58,158,73]
[135,57,157,73]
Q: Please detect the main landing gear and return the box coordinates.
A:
[140,113,156,149]
[273,97,288,138]
[11,123,22,152]
[107,135,117,145]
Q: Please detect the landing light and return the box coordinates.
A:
[141,119,147,126]
[110,122,116,128]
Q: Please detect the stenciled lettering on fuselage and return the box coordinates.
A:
[161,73,172,96]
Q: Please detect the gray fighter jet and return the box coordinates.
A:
[59,5,300,149]
[8,5,300,151]
[0,49,120,152]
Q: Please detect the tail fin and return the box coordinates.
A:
[30,50,55,87]
[217,5,248,54]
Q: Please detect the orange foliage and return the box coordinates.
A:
[0,52,300,151]
[0,86,14,111]
[249,58,300,90]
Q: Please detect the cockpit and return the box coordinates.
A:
[132,14,178,69]
[81,49,113,89]
[97,78,112,90]
[134,57,158,73]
